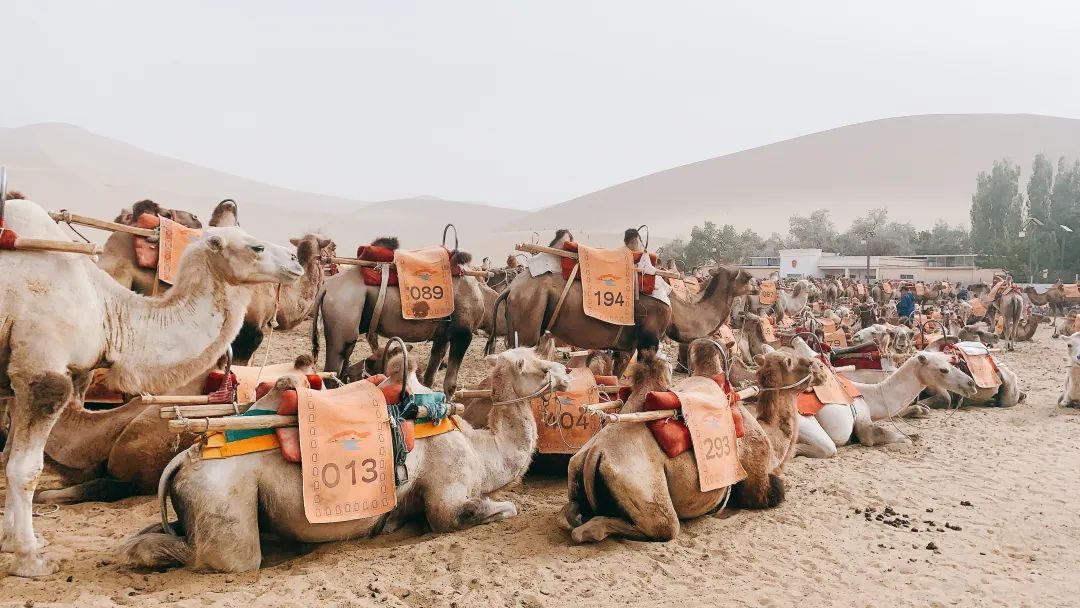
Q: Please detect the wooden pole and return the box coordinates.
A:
[589,386,759,424]
[48,211,157,237]
[514,243,681,279]
[327,256,490,278]
[11,238,102,255]
[168,404,465,433]
[159,403,252,419]
[140,395,213,405]
[579,400,624,413]
[456,388,493,400]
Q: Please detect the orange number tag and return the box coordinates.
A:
[759,280,777,305]
[681,389,747,492]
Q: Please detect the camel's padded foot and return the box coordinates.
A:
[7,552,58,578]
[458,498,517,528]
[35,478,138,504]
[557,501,587,531]
[904,404,932,418]
[569,515,665,543]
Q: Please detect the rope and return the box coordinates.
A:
[254,285,282,387]
[491,378,554,407]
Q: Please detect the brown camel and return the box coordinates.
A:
[312,238,485,395]
[119,347,571,573]
[32,356,316,504]
[557,343,826,542]
[0,197,302,577]
[233,234,333,364]
[1025,283,1079,316]
[487,263,753,371]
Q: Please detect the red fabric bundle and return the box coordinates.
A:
[133,215,161,269]
[829,342,883,370]
[0,219,16,250]
[558,242,658,295]
[593,374,620,387]
[201,371,239,404]
[644,378,745,459]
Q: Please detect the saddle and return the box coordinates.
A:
[946,342,1002,390]
[559,241,657,295]
[356,244,465,287]
[829,341,884,370]
[643,374,745,459]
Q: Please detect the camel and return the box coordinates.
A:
[824,280,840,305]
[0,198,302,577]
[790,339,978,459]
[923,339,1024,407]
[556,344,826,543]
[1025,283,1079,316]
[1015,311,1045,342]
[312,238,485,395]
[772,280,812,318]
[478,282,508,340]
[28,356,316,505]
[990,288,1025,351]
[119,347,571,573]
[97,199,206,295]
[1059,333,1080,408]
[488,260,753,373]
[233,234,333,364]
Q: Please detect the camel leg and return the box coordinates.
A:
[794,415,838,459]
[558,450,593,531]
[423,480,517,532]
[441,327,472,396]
[852,410,911,447]
[734,432,785,509]
[570,462,679,543]
[180,474,262,573]
[2,371,72,577]
[35,478,138,504]
[423,332,451,390]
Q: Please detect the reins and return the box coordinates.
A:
[490,378,555,407]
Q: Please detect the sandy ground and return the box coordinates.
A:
[3,321,1079,608]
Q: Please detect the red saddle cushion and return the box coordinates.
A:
[829,342,883,370]
[558,242,658,295]
[357,245,464,287]
[644,374,744,459]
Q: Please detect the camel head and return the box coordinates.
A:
[195,227,303,285]
[209,199,239,227]
[910,352,977,398]
[1066,333,1080,365]
[753,351,827,392]
[548,229,574,248]
[687,338,730,377]
[888,325,914,354]
[358,341,415,379]
[703,266,755,299]
[289,234,334,265]
[485,347,571,396]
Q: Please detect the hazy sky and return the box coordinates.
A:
[5,1,1080,209]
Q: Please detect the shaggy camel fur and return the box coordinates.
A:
[0,198,302,577]
[233,234,332,364]
[119,347,570,572]
[97,199,205,295]
[312,239,485,395]
[31,356,316,505]
[556,345,826,543]
[1060,333,1080,408]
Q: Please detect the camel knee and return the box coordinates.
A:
[27,372,73,424]
[796,439,837,459]
[637,514,679,541]
[736,473,786,509]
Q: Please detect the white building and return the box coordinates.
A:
[742,249,999,283]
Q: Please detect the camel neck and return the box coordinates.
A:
[97,249,253,395]
[669,284,732,342]
[856,360,924,415]
[1068,366,1080,401]
[471,378,540,493]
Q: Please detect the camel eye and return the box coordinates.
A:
[251,245,265,254]
[940,368,949,374]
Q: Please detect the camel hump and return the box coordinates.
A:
[371,236,399,250]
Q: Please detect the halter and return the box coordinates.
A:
[691,338,730,377]
[757,373,814,392]
[491,377,555,407]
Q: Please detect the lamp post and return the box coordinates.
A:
[1060,224,1073,278]
[863,229,876,282]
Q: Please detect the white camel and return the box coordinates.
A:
[789,339,978,459]
[0,198,302,577]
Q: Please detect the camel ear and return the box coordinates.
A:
[517,357,526,371]
[753,354,766,367]
[917,353,927,364]
[206,235,227,252]
[289,238,302,247]
[484,354,498,367]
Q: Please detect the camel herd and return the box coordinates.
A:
[0,193,1077,579]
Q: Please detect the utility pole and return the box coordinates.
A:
[863,229,876,281]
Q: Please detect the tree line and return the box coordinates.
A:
[659,153,1080,282]
[971,155,1080,281]
[658,208,970,270]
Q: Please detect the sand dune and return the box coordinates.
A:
[0,123,525,259]
[509,114,1080,240]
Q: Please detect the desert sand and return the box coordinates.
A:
[2,322,1078,608]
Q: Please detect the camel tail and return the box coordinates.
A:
[311,288,326,362]
[118,529,191,569]
[484,288,510,355]
[580,444,604,514]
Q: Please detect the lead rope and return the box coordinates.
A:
[254,285,283,386]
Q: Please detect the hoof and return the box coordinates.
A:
[557,502,586,531]
[908,404,932,418]
[570,523,607,544]
[8,553,59,578]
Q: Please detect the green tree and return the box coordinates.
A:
[660,221,764,268]
[786,209,837,250]
[970,159,1025,273]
